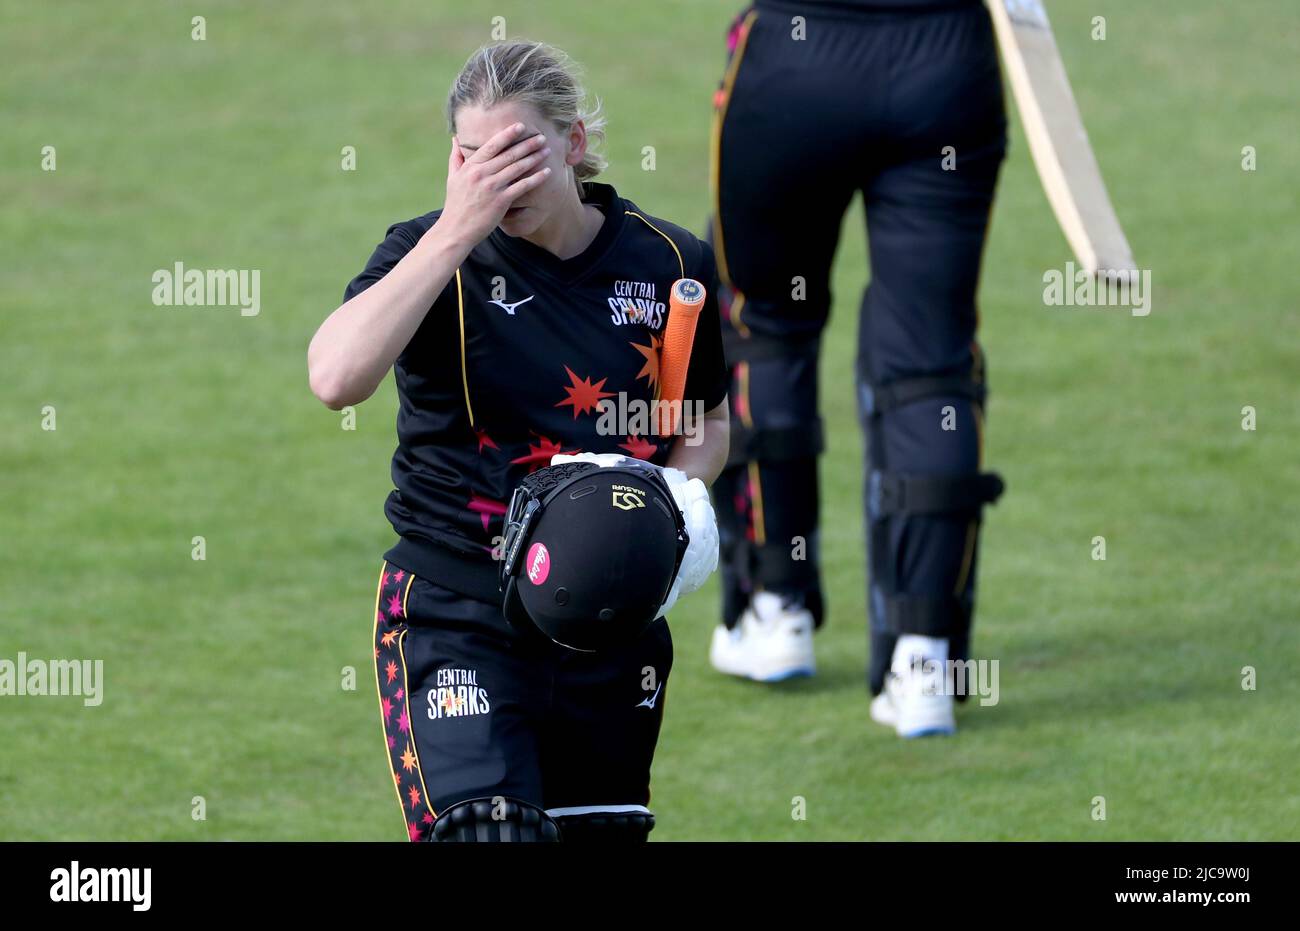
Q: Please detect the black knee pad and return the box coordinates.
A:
[723,332,824,472]
[550,807,655,843]
[430,796,561,843]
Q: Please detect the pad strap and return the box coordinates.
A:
[868,470,1004,520]
[551,806,655,843]
[859,372,987,418]
[723,329,818,366]
[727,418,825,467]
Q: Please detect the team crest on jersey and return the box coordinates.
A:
[608,280,665,328]
[426,667,491,720]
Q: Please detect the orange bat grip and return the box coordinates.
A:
[657,278,706,437]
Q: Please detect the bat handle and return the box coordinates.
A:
[657,278,706,437]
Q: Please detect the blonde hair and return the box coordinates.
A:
[447,40,607,192]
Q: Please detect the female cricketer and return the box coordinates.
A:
[308,41,729,841]
[706,0,1007,738]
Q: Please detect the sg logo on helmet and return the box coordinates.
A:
[611,484,646,511]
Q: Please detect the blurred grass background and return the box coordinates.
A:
[1,0,1296,839]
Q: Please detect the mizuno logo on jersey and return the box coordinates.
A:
[488,294,535,316]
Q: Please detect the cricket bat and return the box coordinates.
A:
[656,278,707,438]
[987,0,1136,277]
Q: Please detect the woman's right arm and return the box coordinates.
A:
[308,225,471,410]
[308,122,552,410]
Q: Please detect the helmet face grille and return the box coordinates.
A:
[501,462,601,585]
[517,460,599,498]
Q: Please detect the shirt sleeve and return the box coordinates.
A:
[342,218,455,362]
[342,222,421,303]
[681,239,731,413]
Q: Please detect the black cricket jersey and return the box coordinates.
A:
[343,182,729,602]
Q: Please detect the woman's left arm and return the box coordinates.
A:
[664,398,730,487]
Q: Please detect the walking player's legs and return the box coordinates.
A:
[856,3,1007,732]
[708,9,870,677]
[373,565,556,841]
[374,564,675,842]
[541,617,673,842]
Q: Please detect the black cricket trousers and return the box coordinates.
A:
[710,0,1008,692]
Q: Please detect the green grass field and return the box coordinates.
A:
[2,0,1296,840]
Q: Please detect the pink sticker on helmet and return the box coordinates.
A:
[526,542,551,585]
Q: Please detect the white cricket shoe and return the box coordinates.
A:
[709,592,816,682]
[870,634,955,738]
[868,690,898,728]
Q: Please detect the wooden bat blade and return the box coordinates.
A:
[988,0,1136,275]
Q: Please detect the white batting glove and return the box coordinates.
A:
[550,452,629,469]
[655,465,719,616]
[550,452,719,616]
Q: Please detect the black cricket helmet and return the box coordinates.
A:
[499,460,688,652]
